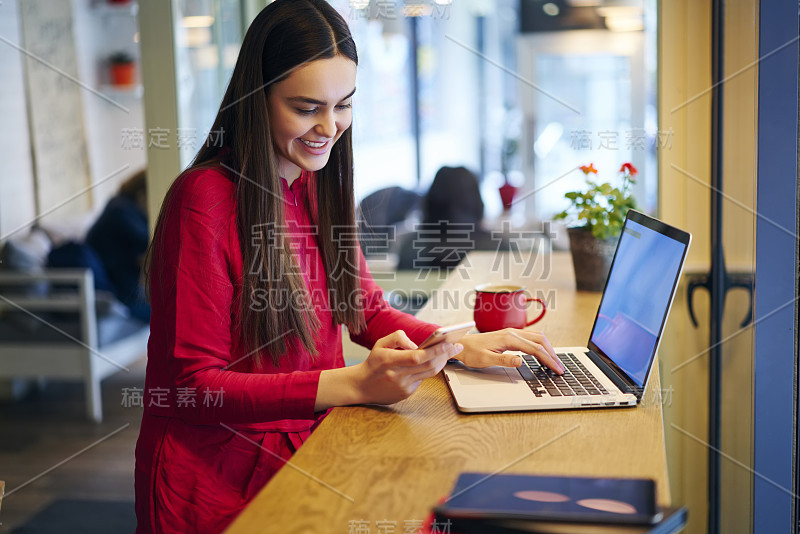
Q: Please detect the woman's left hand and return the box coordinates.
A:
[455,328,565,374]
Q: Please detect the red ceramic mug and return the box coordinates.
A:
[473,284,546,332]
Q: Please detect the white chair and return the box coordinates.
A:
[0,269,148,422]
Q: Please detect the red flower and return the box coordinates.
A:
[619,162,638,176]
[579,163,598,175]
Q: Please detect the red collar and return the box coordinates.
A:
[280,170,313,207]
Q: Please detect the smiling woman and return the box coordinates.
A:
[267,57,356,183]
[134,1,562,533]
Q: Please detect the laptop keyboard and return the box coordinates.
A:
[518,353,609,398]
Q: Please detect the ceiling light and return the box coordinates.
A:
[596,6,643,32]
[184,27,212,47]
[604,16,644,31]
[596,6,643,18]
[182,15,214,28]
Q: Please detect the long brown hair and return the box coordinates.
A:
[146,0,364,366]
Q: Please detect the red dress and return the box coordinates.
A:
[134,167,438,533]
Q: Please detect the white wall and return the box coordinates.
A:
[18,0,93,224]
[0,0,38,240]
[0,0,148,243]
[72,0,147,210]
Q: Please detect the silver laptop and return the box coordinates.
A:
[443,210,691,413]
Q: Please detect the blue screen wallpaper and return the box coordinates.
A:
[590,220,686,386]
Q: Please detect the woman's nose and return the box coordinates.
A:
[315,111,337,138]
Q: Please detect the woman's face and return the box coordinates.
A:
[267,55,357,181]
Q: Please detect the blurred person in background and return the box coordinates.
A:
[87,169,150,322]
[398,166,509,271]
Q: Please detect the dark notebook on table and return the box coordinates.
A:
[431,472,687,534]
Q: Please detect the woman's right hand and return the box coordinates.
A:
[353,330,463,405]
[315,330,462,411]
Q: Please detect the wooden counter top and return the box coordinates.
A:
[226,252,670,533]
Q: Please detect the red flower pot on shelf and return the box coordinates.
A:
[109,52,136,86]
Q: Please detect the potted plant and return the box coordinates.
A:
[109,51,136,86]
[554,162,638,291]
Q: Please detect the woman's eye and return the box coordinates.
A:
[336,102,352,110]
[296,108,316,115]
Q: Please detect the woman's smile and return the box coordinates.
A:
[297,137,331,154]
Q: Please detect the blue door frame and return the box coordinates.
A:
[753,0,799,532]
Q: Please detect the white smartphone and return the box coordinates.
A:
[418,321,475,349]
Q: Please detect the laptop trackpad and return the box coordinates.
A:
[454,367,517,386]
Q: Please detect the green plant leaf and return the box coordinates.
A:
[559,164,638,238]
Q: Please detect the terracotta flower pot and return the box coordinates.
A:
[567,227,617,291]
[110,62,136,86]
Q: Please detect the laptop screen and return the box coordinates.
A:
[589,212,690,387]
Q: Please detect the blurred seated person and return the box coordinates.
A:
[86,169,150,322]
[398,166,509,271]
[358,186,421,258]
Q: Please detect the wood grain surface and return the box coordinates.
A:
[225,252,671,533]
